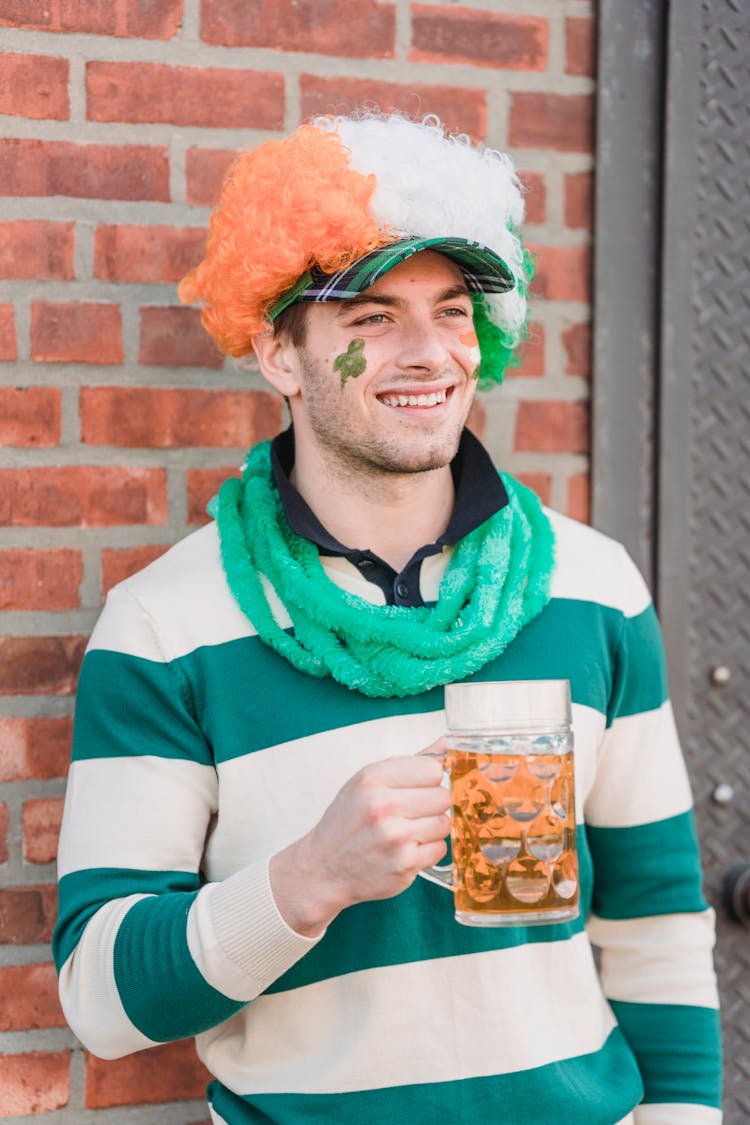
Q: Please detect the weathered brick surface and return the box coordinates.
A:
[186,466,240,525]
[566,16,596,77]
[200,0,396,58]
[81,386,282,448]
[411,6,547,70]
[565,171,594,230]
[0,885,57,945]
[85,1039,211,1108]
[101,544,172,594]
[0,0,183,38]
[0,466,168,527]
[300,76,486,141]
[0,220,74,280]
[31,302,123,364]
[0,1050,70,1116]
[514,400,590,454]
[566,472,591,522]
[0,548,82,610]
[0,964,66,1031]
[509,93,594,153]
[0,139,170,200]
[563,321,592,377]
[0,717,72,782]
[519,171,547,225]
[23,798,65,864]
[185,147,238,206]
[0,53,70,120]
[0,387,61,446]
[512,322,545,377]
[0,303,16,359]
[94,225,207,283]
[86,62,284,129]
[139,306,224,368]
[0,802,8,864]
[517,471,552,506]
[0,635,87,695]
[529,245,591,303]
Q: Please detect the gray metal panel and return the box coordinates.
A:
[592,0,665,585]
[659,1,750,1120]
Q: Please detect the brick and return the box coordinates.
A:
[565,171,593,231]
[0,964,66,1030]
[185,147,238,206]
[514,400,589,454]
[465,398,485,443]
[0,885,57,944]
[0,303,16,359]
[0,717,72,782]
[139,307,224,369]
[529,245,591,303]
[519,170,546,225]
[0,466,168,527]
[0,635,87,696]
[23,798,64,864]
[86,61,284,130]
[0,53,69,120]
[0,220,74,280]
[517,471,552,507]
[0,802,7,864]
[566,473,590,523]
[300,75,486,142]
[101,544,171,594]
[411,6,547,70]
[566,16,596,77]
[94,225,207,284]
[31,301,123,364]
[82,387,283,448]
[562,321,591,377]
[0,139,170,201]
[0,0,183,38]
[0,387,61,446]
[0,548,82,610]
[201,0,395,58]
[0,1050,69,1116]
[511,322,545,377]
[509,93,594,153]
[85,1039,211,1108]
[187,466,239,525]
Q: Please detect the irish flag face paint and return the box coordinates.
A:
[460,330,481,372]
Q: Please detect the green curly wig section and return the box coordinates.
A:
[474,245,536,389]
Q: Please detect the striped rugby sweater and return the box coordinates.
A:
[54,507,722,1125]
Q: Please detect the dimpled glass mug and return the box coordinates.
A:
[420,680,580,927]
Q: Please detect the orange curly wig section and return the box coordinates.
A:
[178,124,393,357]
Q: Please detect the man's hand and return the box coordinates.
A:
[269,741,450,938]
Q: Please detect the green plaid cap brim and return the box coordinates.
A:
[268,237,515,321]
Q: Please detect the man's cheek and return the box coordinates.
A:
[459,331,481,373]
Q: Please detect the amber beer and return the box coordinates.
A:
[447,744,579,923]
[420,680,579,926]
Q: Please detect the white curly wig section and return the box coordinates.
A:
[314,112,529,342]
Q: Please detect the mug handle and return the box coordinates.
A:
[418,863,455,892]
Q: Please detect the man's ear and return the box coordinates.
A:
[252,330,302,397]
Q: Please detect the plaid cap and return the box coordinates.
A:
[267,237,515,321]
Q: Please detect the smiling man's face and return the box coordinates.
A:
[283,251,482,482]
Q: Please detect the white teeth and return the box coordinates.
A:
[381,389,448,407]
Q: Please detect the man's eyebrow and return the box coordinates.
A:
[334,283,472,316]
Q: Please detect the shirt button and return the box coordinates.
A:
[396,581,409,599]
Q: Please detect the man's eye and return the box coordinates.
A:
[439,306,471,318]
[353,312,389,325]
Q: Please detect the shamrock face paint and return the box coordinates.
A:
[333,337,367,387]
[459,330,481,374]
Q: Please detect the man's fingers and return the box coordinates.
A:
[364,753,445,788]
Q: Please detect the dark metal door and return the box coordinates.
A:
[595,1,750,1119]
[660,2,750,1119]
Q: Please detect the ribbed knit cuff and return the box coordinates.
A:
[189,858,323,1002]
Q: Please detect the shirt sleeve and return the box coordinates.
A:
[584,549,722,1123]
[53,584,321,1060]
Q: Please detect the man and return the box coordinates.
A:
[53,113,722,1124]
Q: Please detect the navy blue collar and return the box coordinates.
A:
[269,427,508,607]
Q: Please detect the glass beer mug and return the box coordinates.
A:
[421,680,580,927]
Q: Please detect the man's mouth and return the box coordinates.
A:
[378,388,449,408]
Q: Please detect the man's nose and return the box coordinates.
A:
[395,320,450,371]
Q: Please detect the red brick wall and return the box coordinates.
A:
[0,1,595,1119]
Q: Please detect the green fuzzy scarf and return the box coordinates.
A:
[215,440,555,698]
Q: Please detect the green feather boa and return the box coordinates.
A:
[215,440,555,698]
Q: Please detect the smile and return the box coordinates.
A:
[379,389,448,407]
